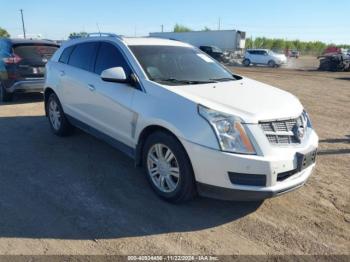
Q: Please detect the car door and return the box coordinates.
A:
[88,42,137,148]
[248,50,258,63]
[59,42,99,126]
[260,50,270,64]
[252,51,263,64]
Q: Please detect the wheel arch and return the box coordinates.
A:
[43,87,56,116]
[243,58,251,66]
[135,124,192,170]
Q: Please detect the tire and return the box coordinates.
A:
[142,131,196,203]
[268,60,276,68]
[46,93,73,136]
[243,59,251,67]
[0,82,13,102]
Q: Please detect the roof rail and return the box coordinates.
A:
[86,32,122,39]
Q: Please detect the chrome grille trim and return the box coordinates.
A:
[260,115,305,145]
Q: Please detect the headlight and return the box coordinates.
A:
[302,110,313,128]
[198,105,256,154]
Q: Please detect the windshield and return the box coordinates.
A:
[129,45,235,85]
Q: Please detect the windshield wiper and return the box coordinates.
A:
[153,78,217,85]
[209,77,236,82]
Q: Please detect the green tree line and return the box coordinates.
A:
[173,24,211,32]
[68,32,88,39]
[245,37,350,55]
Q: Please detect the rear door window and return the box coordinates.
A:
[94,42,131,75]
[68,42,99,72]
[59,45,75,64]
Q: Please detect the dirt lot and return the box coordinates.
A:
[0,59,349,255]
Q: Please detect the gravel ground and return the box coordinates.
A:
[0,58,349,255]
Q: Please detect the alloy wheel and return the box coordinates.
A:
[48,99,61,130]
[147,143,180,193]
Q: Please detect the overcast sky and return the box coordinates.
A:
[2,0,349,44]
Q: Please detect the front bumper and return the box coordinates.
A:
[6,78,44,94]
[197,164,314,201]
[277,59,287,65]
[180,130,318,201]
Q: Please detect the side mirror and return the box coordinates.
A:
[101,67,127,83]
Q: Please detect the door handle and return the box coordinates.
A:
[59,70,65,77]
[88,84,96,91]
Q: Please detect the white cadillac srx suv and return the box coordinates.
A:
[44,35,318,203]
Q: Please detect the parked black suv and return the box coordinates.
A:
[199,45,225,62]
[0,38,59,102]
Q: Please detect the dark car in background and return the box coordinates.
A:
[199,45,225,62]
[288,50,300,58]
[0,38,59,102]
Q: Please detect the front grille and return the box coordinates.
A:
[266,134,300,144]
[260,115,305,145]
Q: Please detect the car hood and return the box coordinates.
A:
[166,77,303,123]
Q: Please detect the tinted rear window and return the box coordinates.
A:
[68,42,98,71]
[13,44,59,61]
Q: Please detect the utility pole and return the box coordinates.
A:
[161,24,164,33]
[20,9,26,39]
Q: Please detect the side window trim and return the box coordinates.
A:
[61,40,145,92]
[89,42,99,72]
[92,42,102,74]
